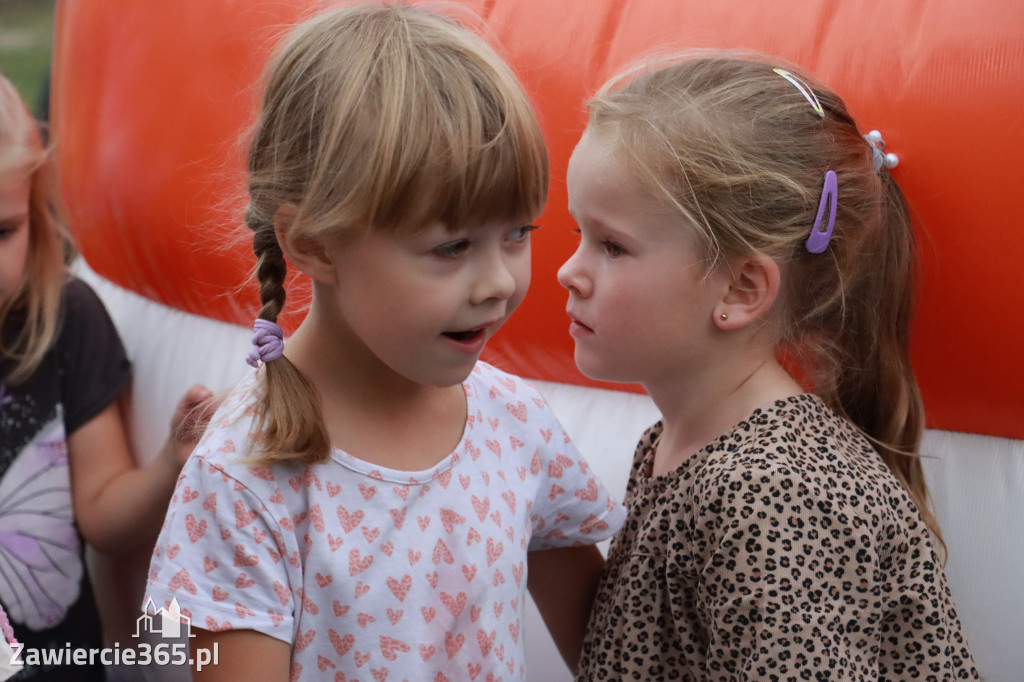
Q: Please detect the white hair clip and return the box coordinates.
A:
[864,130,899,172]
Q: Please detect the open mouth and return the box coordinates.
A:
[443,328,484,343]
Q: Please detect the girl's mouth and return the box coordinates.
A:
[443,329,483,342]
[442,327,488,355]
[442,317,502,352]
[567,315,594,337]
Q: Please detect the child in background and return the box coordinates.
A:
[559,54,979,680]
[145,5,624,681]
[0,74,216,680]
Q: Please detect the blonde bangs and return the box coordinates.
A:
[364,94,549,233]
[378,37,548,231]
[360,91,549,232]
[260,4,547,240]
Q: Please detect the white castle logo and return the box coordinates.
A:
[137,597,194,639]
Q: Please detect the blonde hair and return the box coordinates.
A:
[245,3,548,465]
[588,53,941,552]
[0,75,74,385]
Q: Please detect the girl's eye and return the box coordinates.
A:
[507,224,539,242]
[0,219,25,241]
[602,240,625,258]
[433,239,470,259]
[572,227,624,257]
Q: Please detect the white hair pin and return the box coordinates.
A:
[864,130,899,172]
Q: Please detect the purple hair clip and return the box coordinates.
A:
[805,170,838,254]
[246,319,285,368]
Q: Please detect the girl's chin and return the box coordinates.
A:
[573,352,631,384]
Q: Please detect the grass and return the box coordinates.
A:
[0,0,59,117]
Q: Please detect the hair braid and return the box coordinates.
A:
[248,208,287,322]
[245,208,331,465]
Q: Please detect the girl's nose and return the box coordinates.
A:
[557,248,589,296]
[471,251,519,304]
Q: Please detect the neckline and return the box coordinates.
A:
[326,377,478,485]
[640,393,823,484]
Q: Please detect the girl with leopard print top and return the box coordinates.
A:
[558,53,979,680]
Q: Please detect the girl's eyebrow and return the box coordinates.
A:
[0,213,28,228]
[573,213,628,239]
[567,205,605,229]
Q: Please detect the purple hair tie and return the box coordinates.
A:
[246,319,285,368]
[805,170,838,254]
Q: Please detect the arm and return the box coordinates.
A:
[527,544,605,674]
[191,628,290,682]
[68,384,217,553]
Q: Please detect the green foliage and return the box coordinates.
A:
[0,0,59,117]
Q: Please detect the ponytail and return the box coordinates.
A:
[815,172,944,556]
[245,209,331,466]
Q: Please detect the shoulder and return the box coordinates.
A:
[55,276,123,349]
[61,276,105,309]
[59,276,114,328]
[693,395,902,522]
[190,372,317,499]
[469,361,552,415]
[470,361,543,396]
[193,372,266,466]
[706,394,884,477]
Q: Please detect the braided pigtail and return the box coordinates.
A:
[246,209,331,465]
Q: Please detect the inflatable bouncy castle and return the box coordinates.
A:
[52,0,1023,679]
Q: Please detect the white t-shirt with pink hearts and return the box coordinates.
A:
[145,362,625,682]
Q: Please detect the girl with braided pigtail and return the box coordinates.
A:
[146,5,624,680]
[559,53,979,680]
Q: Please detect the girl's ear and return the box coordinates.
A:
[713,253,781,330]
[273,205,337,284]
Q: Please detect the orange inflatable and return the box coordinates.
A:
[52,0,1024,439]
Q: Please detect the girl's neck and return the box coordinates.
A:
[283,307,468,472]
[645,350,802,477]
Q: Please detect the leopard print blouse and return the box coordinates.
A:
[576,394,979,681]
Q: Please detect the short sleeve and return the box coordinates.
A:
[56,278,131,434]
[146,450,300,642]
[520,387,625,550]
